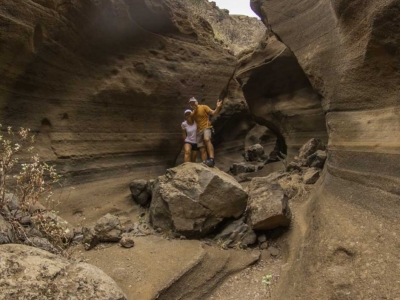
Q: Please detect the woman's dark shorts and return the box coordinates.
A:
[185,142,198,151]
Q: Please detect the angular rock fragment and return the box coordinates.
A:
[230,162,256,175]
[286,158,307,172]
[244,144,266,162]
[120,233,135,248]
[0,215,14,244]
[24,237,57,253]
[214,218,257,248]
[129,179,152,206]
[150,163,248,237]
[82,226,99,250]
[83,214,123,250]
[94,213,123,242]
[246,178,291,230]
[298,138,325,159]
[303,168,320,184]
[306,150,327,169]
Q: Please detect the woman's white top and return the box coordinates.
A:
[181,121,197,144]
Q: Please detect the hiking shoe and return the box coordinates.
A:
[203,158,215,167]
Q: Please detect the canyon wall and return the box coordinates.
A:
[0,0,263,184]
[249,0,400,298]
[236,34,328,158]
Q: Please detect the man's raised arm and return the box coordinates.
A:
[210,99,223,116]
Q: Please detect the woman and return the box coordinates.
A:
[181,109,198,163]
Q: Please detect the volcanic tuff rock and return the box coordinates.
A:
[0,0,263,184]
[184,0,266,55]
[149,163,248,237]
[0,244,127,300]
[236,34,328,159]
[250,0,400,298]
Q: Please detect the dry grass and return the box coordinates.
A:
[278,173,311,202]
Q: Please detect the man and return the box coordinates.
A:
[189,97,223,167]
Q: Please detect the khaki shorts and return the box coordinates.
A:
[197,128,212,148]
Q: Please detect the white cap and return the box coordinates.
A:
[189,97,197,103]
[184,109,192,115]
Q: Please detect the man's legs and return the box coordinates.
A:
[199,147,207,161]
[204,137,214,159]
[203,129,214,159]
[203,129,215,167]
[197,130,208,161]
[183,143,192,163]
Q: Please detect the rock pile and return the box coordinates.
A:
[0,193,74,254]
[287,138,327,172]
[128,139,327,249]
[229,143,268,176]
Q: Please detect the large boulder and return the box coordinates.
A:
[149,163,248,237]
[246,178,291,230]
[0,244,127,299]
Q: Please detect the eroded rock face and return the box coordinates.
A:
[149,163,248,237]
[0,244,127,300]
[0,0,239,184]
[251,0,400,298]
[236,35,328,159]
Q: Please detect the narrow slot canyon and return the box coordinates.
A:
[0,0,399,299]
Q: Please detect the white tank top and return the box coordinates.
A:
[181,121,197,144]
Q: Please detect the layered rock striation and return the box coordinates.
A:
[250,0,400,298]
[0,0,240,184]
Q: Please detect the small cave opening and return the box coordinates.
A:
[40,118,52,133]
[33,24,43,53]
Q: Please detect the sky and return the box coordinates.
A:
[212,0,259,18]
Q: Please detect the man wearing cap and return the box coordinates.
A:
[189,97,223,167]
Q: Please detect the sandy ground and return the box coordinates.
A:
[51,166,317,300]
[208,252,282,300]
[53,175,284,299]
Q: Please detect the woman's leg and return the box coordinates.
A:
[191,150,198,162]
[183,143,192,163]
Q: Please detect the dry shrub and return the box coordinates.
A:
[278,173,310,201]
[0,124,70,255]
